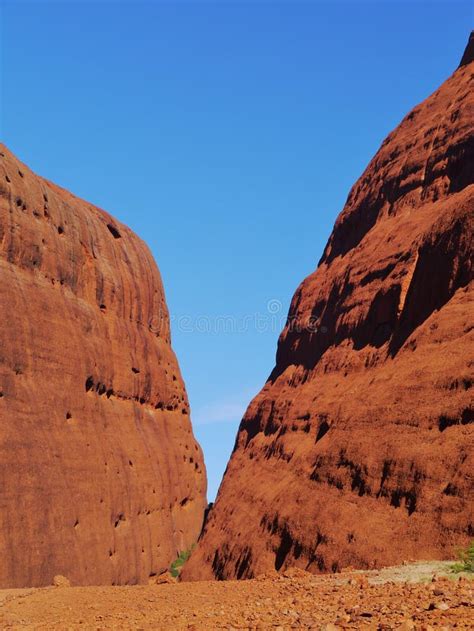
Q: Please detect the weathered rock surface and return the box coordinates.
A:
[0,145,207,587]
[183,36,474,581]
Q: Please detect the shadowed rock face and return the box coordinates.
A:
[459,30,474,67]
[0,145,207,588]
[183,38,474,581]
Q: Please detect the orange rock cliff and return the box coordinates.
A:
[0,145,207,588]
[182,34,474,581]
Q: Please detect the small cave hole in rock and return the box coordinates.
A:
[315,420,330,442]
[85,376,94,392]
[443,483,459,496]
[18,170,24,178]
[275,528,293,571]
[406,491,417,515]
[100,304,107,311]
[107,223,122,239]
[294,541,303,559]
[97,383,107,396]
[66,412,72,420]
[57,226,65,235]
[132,367,140,374]
[0,392,3,398]
[114,514,125,528]
[438,414,457,432]
[5,175,11,183]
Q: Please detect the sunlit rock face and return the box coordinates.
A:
[183,36,474,581]
[0,144,207,587]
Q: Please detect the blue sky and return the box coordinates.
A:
[1,1,471,500]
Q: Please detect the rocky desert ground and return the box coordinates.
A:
[0,562,472,630]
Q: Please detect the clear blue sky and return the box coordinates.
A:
[1,1,471,500]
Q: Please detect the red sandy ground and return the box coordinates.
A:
[0,562,472,630]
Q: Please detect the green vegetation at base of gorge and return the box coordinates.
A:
[451,540,474,574]
[170,546,195,578]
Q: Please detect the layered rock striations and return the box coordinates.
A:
[0,145,207,587]
[183,37,474,581]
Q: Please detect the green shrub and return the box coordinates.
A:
[170,546,194,578]
[450,540,474,573]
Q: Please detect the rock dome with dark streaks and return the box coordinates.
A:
[0,145,207,588]
[183,36,474,581]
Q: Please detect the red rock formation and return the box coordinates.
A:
[183,36,474,581]
[0,145,207,588]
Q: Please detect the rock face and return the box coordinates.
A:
[183,37,474,581]
[0,145,207,588]
[459,30,474,67]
